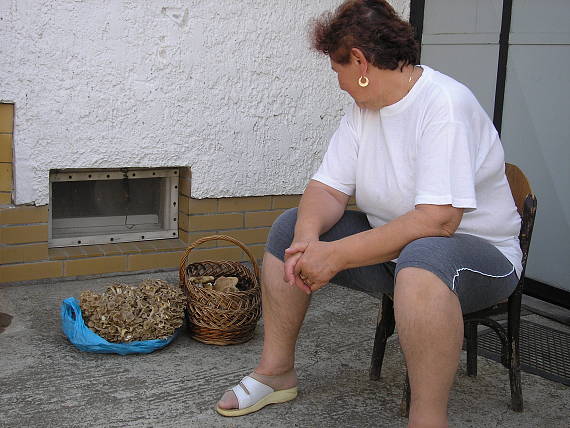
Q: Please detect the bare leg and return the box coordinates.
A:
[394,267,463,428]
[217,252,311,409]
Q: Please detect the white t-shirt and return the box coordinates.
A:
[312,65,523,277]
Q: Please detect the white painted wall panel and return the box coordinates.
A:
[501,1,570,290]
[423,0,502,37]
[501,46,570,290]
[420,44,499,118]
[0,0,409,205]
[420,0,502,119]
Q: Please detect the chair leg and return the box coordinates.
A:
[465,321,478,377]
[370,294,396,381]
[508,294,524,412]
[400,370,411,418]
[509,347,523,412]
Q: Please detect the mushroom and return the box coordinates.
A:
[79,279,186,343]
[214,276,239,292]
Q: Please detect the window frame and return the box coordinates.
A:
[48,168,179,248]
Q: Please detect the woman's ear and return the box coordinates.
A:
[351,48,368,74]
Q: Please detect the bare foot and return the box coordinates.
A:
[217,368,297,410]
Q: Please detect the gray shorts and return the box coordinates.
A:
[266,208,518,314]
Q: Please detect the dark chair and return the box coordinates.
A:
[369,163,537,415]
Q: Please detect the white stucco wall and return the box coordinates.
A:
[0,0,409,205]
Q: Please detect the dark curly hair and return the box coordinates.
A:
[310,0,419,71]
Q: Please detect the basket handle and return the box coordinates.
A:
[179,234,261,285]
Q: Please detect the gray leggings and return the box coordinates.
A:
[266,209,518,314]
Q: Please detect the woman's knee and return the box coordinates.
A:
[395,266,448,295]
[266,208,298,262]
[394,266,453,309]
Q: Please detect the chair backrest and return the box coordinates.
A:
[505,163,532,217]
[504,163,537,275]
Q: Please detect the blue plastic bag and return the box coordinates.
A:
[60,297,178,355]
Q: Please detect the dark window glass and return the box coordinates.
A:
[52,178,162,219]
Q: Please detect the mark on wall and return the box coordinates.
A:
[161,7,189,28]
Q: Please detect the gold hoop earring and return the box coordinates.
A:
[358,76,369,87]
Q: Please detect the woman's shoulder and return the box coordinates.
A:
[419,66,486,123]
[423,67,475,98]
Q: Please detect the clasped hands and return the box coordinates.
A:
[283,240,342,295]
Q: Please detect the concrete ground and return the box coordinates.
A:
[1,271,569,428]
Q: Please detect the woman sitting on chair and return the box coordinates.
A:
[217,1,522,426]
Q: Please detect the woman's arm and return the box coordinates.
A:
[283,180,350,291]
[294,204,464,293]
[336,204,463,269]
[294,180,350,241]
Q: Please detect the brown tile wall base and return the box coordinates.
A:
[64,255,127,277]
[0,158,302,284]
[0,193,11,205]
[0,261,63,282]
[128,251,185,272]
[0,243,48,264]
[0,104,14,205]
[0,195,302,284]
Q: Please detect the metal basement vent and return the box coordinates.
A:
[49,168,179,247]
[476,320,570,386]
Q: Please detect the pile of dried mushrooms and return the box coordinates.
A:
[79,279,185,343]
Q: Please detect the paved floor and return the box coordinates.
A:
[1,271,569,427]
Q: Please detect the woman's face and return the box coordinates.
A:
[331,58,361,101]
[330,57,375,109]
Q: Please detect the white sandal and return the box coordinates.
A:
[215,375,298,417]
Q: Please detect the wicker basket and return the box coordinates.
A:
[179,235,262,345]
